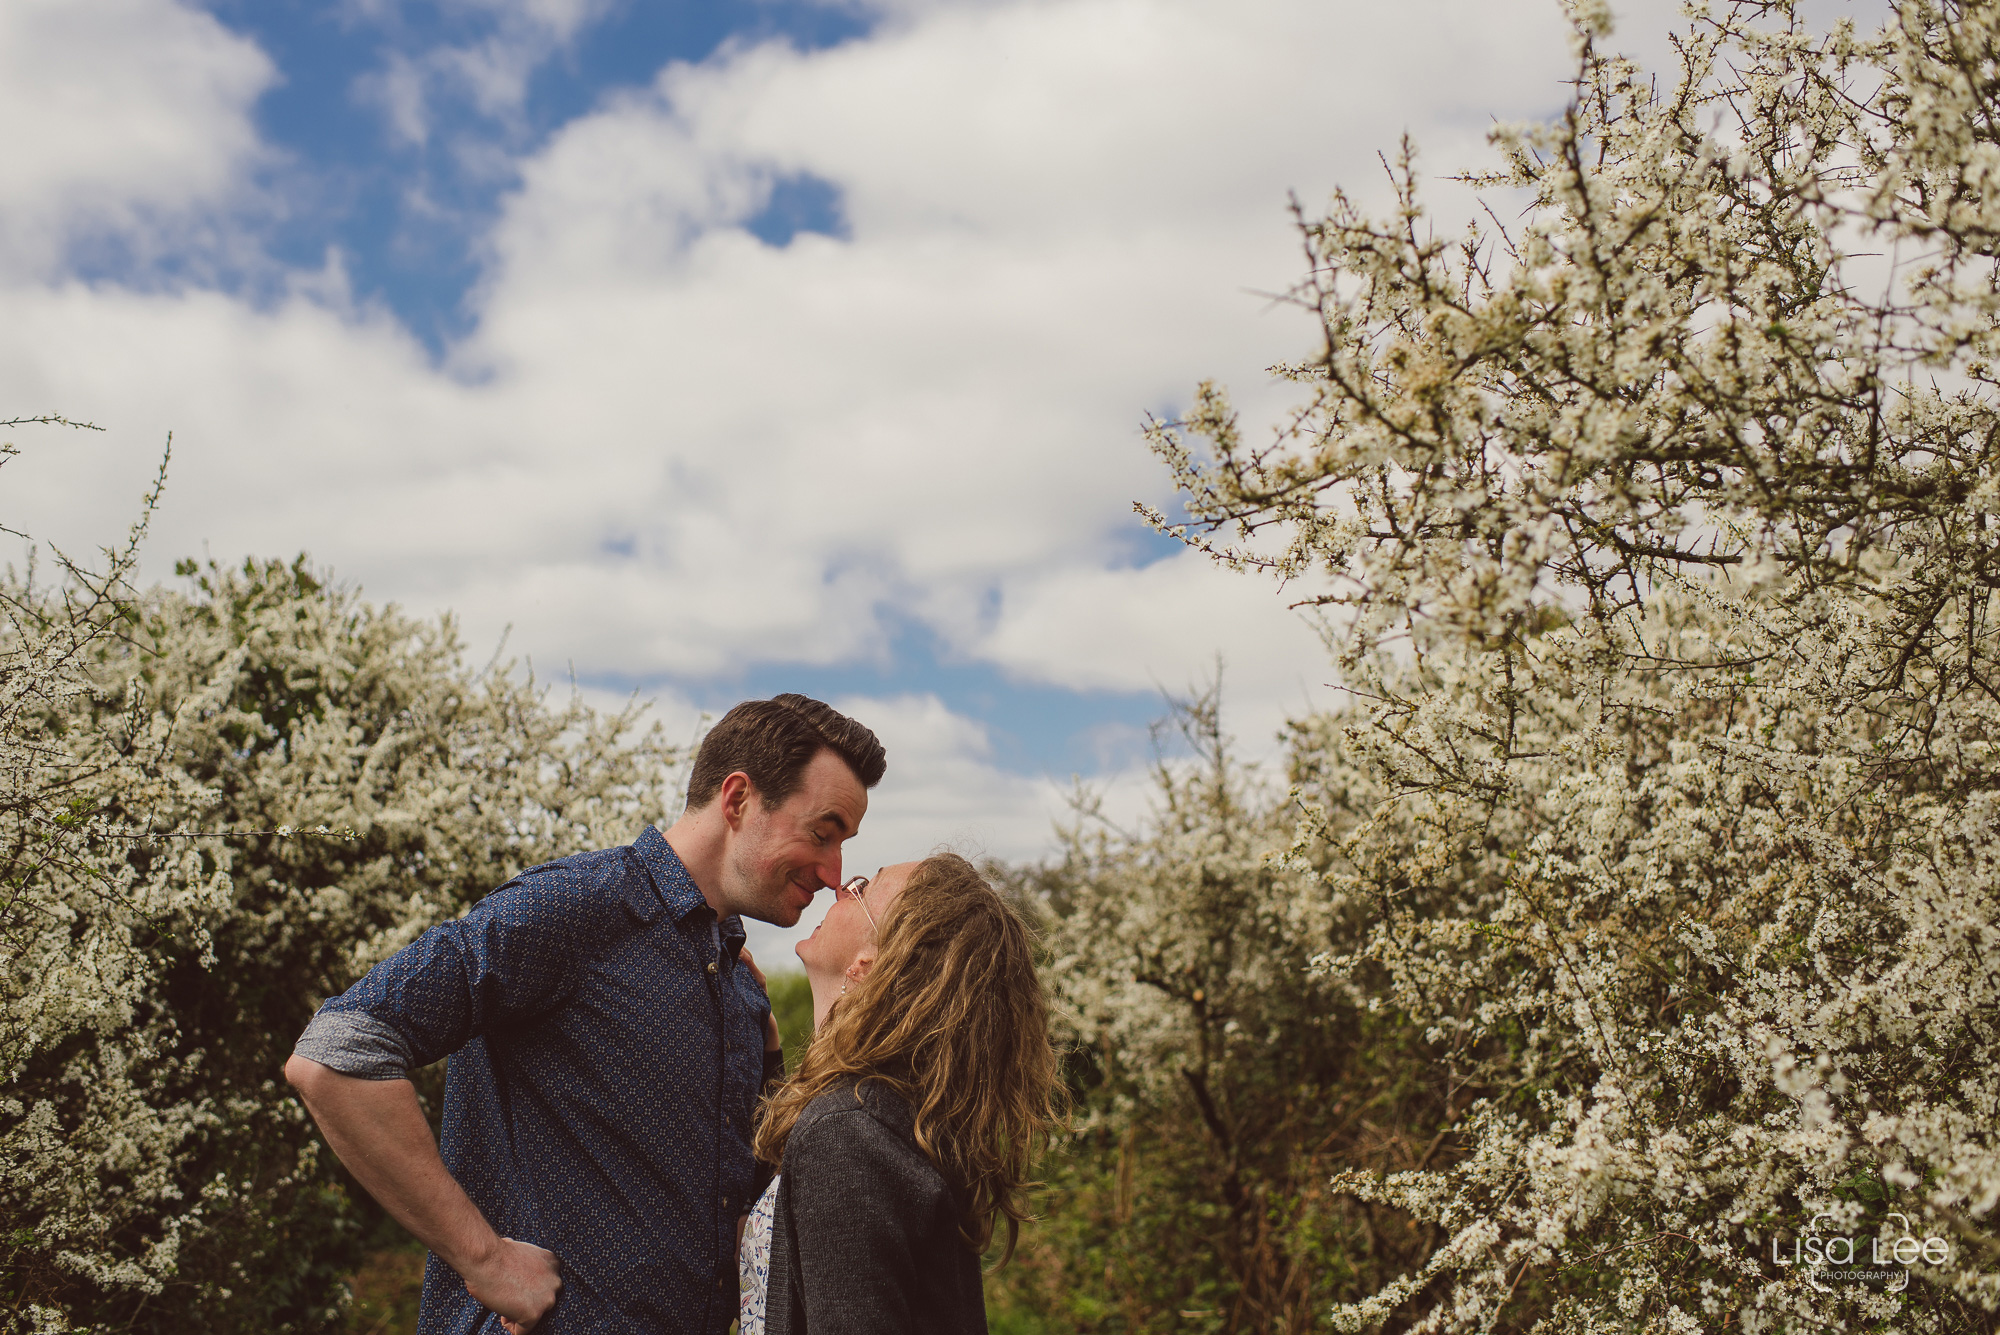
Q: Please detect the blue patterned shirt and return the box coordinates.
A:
[303,826,772,1335]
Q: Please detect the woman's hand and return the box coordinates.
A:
[739,948,783,1053]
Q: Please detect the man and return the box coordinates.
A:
[285,694,885,1335]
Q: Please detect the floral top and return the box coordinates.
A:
[738,1174,782,1334]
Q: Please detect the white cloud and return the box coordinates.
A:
[968,548,1333,740]
[347,0,623,147]
[0,0,1702,869]
[354,52,433,147]
[0,0,273,275]
[450,0,1589,664]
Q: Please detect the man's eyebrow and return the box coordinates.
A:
[815,810,853,837]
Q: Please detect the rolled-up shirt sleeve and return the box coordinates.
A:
[293,1008,417,1079]
[291,874,581,1080]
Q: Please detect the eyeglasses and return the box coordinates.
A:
[836,874,876,931]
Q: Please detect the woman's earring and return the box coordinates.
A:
[840,977,849,995]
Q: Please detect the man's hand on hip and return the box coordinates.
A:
[284,1058,564,1331]
[468,1236,562,1335]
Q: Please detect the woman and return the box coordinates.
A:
[738,852,1058,1335]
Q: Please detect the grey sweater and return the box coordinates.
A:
[764,1078,987,1335]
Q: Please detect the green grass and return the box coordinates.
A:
[985,1300,1055,1335]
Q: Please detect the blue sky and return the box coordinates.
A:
[195,1,867,352]
[0,0,1633,944]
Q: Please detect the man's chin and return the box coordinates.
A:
[740,900,804,929]
[741,886,813,929]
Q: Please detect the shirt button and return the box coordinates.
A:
[717,1274,730,1291]
[706,961,719,976]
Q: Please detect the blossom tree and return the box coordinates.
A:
[1006,686,1437,1332]
[1,431,687,1334]
[1148,0,2000,1328]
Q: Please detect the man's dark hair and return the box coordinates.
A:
[685,694,887,811]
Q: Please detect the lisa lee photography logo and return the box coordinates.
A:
[1769,1213,1952,1292]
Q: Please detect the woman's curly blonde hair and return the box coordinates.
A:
[752,852,1060,1261]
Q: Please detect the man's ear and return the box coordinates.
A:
[719,771,756,830]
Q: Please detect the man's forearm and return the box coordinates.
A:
[285,1054,560,1331]
[284,1055,500,1273]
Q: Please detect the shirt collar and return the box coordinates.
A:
[629,825,747,959]
[630,825,708,925]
